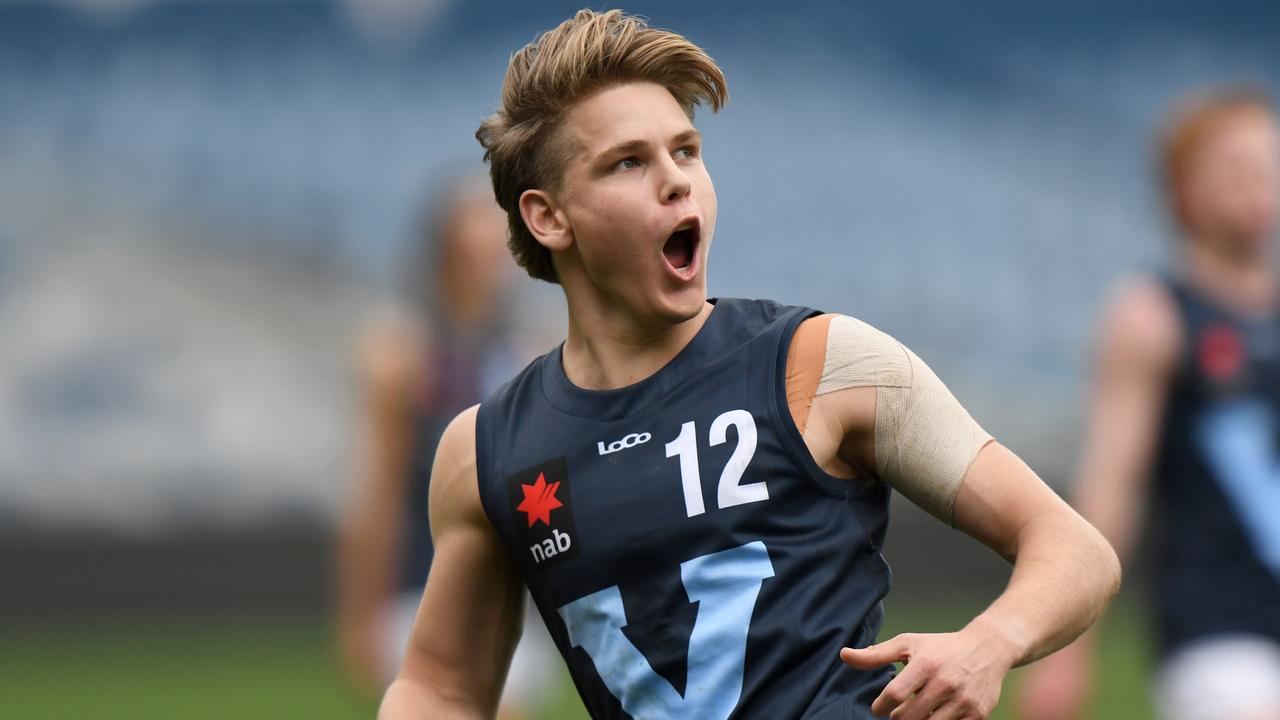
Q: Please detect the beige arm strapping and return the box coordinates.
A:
[817,315,992,524]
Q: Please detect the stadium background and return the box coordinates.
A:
[2,0,1277,717]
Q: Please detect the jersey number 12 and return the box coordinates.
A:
[665,409,766,517]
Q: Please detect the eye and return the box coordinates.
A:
[675,146,698,160]
[615,156,641,171]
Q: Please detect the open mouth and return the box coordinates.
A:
[661,217,701,278]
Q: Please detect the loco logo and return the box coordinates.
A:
[597,432,652,456]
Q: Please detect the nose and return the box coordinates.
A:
[659,155,692,204]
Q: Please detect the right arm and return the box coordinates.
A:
[1070,278,1181,562]
[1016,277,1181,720]
[378,405,527,719]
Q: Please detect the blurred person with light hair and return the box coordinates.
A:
[335,175,559,718]
[1018,89,1280,720]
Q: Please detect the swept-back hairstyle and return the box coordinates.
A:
[1160,86,1274,232]
[476,9,728,283]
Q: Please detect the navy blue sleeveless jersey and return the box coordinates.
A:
[475,298,894,719]
[1151,278,1280,656]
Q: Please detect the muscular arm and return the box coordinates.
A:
[378,406,526,719]
[790,314,1121,719]
[336,322,420,692]
[842,438,1120,720]
[950,443,1121,667]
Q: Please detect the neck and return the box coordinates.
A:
[561,298,714,390]
[1184,237,1277,314]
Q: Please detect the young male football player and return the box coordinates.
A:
[380,10,1120,719]
[1018,91,1280,720]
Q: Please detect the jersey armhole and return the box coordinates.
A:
[472,401,540,594]
[770,309,882,499]
[473,401,505,533]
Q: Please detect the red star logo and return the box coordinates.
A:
[516,472,563,528]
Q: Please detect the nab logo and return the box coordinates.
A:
[531,528,573,564]
[516,472,562,527]
[507,456,581,568]
[598,432,651,455]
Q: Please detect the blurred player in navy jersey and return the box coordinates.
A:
[336,176,559,718]
[1018,90,1280,720]
[380,10,1120,720]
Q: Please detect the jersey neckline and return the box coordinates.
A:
[1165,271,1280,326]
[539,298,733,422]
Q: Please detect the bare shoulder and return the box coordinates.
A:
[429,404,487,528]
[1097,276,1182,374]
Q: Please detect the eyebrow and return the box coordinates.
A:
[594,139,647,164]
[672,128,702,147]
[593,129,703,165]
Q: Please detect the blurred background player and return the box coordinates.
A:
[335,175,559,717]
[1018,89,1280,720]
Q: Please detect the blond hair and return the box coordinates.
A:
[1160,87,1274,232]
[475,9,728,283]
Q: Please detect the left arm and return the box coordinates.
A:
[840,442,1120,719]
[952,442,1123,669]
[792,315,1120,719]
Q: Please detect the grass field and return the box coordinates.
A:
[1,601,1152,719]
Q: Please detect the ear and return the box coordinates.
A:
[518,188,573,253]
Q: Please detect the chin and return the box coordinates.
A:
[655,283,707,324]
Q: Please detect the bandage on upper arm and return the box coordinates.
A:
[787,314,992,524]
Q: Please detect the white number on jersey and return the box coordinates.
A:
[664,409,766,518]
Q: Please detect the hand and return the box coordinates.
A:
[1013,640,1090,720]
[840,624,1018,720]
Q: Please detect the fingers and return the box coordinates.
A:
[840,634,914,670]
[844,632,998,719]
[889,691,986,720]
[869,659,928,716]
[920,698,972,720]
[889,676,956,720]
